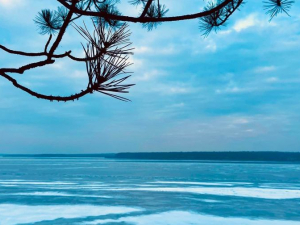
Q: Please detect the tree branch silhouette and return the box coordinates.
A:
[0,0,295,102]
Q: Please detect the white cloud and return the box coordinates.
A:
[0,0,22,8]
[216,86,250,94]
[134,46,151,54]
[128,56,143,70]
[233,118,250,124]
[156,86,192,95]
[134,45,177,55]
[233,14,277,33]
[234,14,257,32]
[245,129,254,132]
[205,41,217,52]
[218,30,232,35]
[133,69,164,82]
[255,66,277,73]
[266,77,279,83]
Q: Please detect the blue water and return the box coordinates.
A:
[0,157,300,225]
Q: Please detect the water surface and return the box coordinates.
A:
[0,157,299,224]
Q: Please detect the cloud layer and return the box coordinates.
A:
[1,1,300,153]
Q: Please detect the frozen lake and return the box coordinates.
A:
[0,157,300,224]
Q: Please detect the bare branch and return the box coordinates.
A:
[0,59,55,74]
[140,0,154,18]
[44,34,53,52]
[0,45,45,57]
[0,71,92,102]
[57,0,238,23]
[0,0,295,102]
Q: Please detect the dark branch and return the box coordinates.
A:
[57,0,237,23]
[48,2,75,57]
[0,71,92,102]
[0,59,55,74]
[0,45,71,59]
[140,0,154,18]
[0,0,294,103]
[0,45,45,57]
[44,34,53,52]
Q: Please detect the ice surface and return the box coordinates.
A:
[105,187,300,199]
[0,204,141,225]
[84,211,300,225]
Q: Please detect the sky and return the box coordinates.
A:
[0,0,300,153]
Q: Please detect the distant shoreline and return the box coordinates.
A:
[1,151,300,162]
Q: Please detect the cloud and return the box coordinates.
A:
[1,0,300,153]
[265,77,279,83]
[215,86,251,94]
[0,0,22,8]
[233,118,250,124]
[255,66,277,73]
[134,46,151,54]
[151,84,194,95]
[134,45,178,55]
[128,56,143,70]
[205,41,217,52]
[233,14,257,32]
[232,14,276,33]
[132,69,165,82]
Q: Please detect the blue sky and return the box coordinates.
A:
[0,0,300,153]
